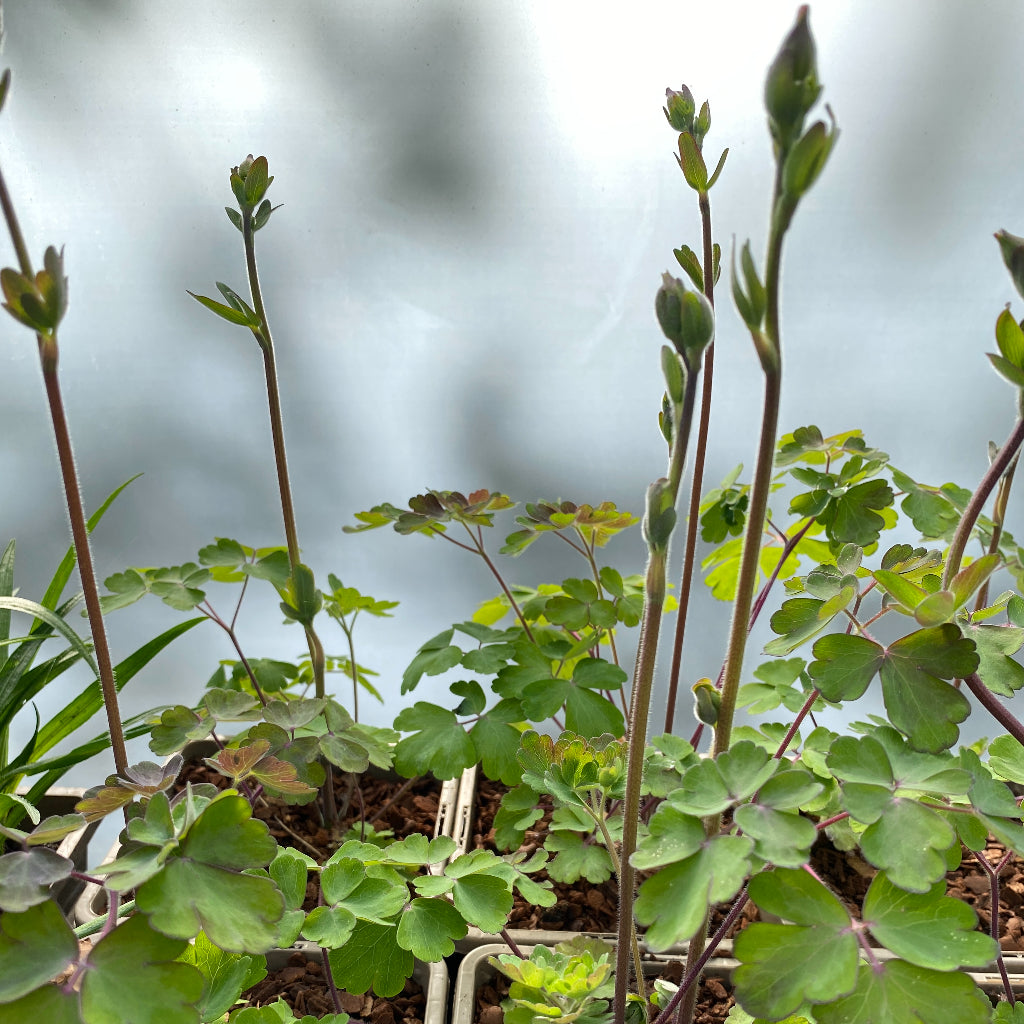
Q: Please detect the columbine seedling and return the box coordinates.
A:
[8,6,1024,1024]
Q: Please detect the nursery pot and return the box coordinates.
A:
[452,943,737,1024]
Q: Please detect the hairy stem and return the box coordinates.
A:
[614,367,700,1024]
[0,162,128,774]
[665,190,716,733]
[676,185,795,1024]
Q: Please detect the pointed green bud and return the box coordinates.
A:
[659,393,673,446]
[0,245,68,336]
[692,678,720,726]
[996,230,1024,303]
[229,154,274,213]
[764,6,821,153]
[988,305,1024,388]
[661,345,686,407]
[279,563,322,627]
[694,101,712,148]
[655,273,714,372]
[730,239,766,332]
[664,86,695,134]
[781,115,838,199]
[642,477,677,554]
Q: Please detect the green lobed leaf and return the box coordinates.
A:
[135,792,284,952]
[178,930,267,1022]
[734,868,858,1018]
[633,834,752,950]
[393,702,477,779]
[0,847,73,912]
[814,958,991,1024]
[962,621,1024,697]
[878,626,977,753]
[396,897,467,960]
[327,919,413,997]
[862,871,996,969]
[808,634,883,702]
[80,914,201,1024]
[0,900,78,1002]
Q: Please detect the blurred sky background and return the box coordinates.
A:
[4,1,1024,853]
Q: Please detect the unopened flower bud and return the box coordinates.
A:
[764,6,821,152]
[692,678,721,726]
[655,273,714,371]
[664,85,695,134]
[0,245,68,337]
[996,230,1024,303]
[693,100,712,147]
[229,154,274,212]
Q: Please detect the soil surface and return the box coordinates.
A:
[241,950,427,1024]
[474,959,733,1024]
[177,759,441,864]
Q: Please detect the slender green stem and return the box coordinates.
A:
[943,415,1024,588]
[975,455,1017,612]
[576,799,643,1004]
[340,617,360,723]
[241,211,325,695]
[463,523,535,643]
[665,190,716,733]
[0,161,129,775]
[614,368,700,1024]
[39,359,129,774]
[675,185,793,1024]
[713,192,790,757]
[240,207,336,820]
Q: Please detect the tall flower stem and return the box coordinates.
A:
[240,202,333,820]
[241,209,326,698]
[674,182,795,1024]
[614,366,701,1024]
[665,190,716,733]
[0,163,128,774]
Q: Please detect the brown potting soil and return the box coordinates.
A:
[241,950,427,1024]
[474,959,733,1024]
[177,759,441,864]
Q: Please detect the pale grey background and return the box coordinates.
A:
[3,2,1024,854]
